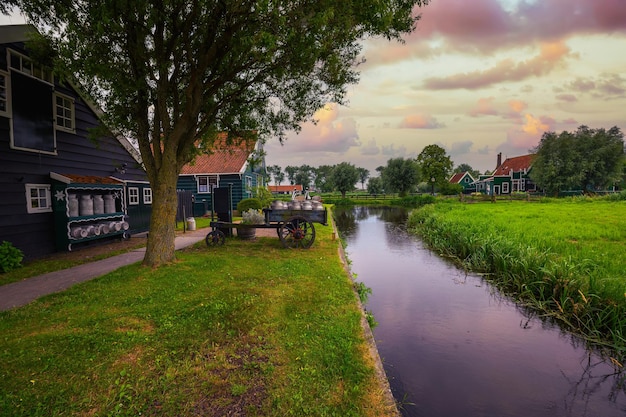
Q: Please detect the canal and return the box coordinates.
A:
[334,206,626,417]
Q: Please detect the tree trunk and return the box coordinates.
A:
[143,167,180,267]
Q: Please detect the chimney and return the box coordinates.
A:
[496,152,502,169]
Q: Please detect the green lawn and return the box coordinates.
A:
[409,198,626,355]
[0,220,394,416]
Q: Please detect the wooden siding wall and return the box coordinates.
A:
[178,171,263,217]
[0,41,148,259]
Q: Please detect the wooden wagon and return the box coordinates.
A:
[205,207,328,249]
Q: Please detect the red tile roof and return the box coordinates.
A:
[269,185,303,193]
[449,172,467,183]
[180,138,257,175]
[493,154,535,176]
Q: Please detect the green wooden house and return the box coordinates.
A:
[177,138,266,217]
[477,153,537,195]
[449,171,476,193]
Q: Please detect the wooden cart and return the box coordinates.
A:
[205,208,328,249]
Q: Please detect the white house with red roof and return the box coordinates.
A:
[177,138,266,216]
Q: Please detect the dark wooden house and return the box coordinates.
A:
[0,25,150,259]
[177,137,266,217]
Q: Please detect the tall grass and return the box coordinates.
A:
[408,200,626,355]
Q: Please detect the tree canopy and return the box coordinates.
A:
[331,162,359,198]
[8,0,428,266]
[417,144,453,193]
[530,125,624,195]
[380,157,420,196]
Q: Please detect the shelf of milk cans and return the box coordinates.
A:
[52,182,129,251]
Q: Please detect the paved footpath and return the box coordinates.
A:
[0,228,211,312]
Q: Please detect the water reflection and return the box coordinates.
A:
[334,206,626,417]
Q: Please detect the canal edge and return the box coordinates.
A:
[333,219,401,416]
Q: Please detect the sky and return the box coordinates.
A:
[3,0,626,176]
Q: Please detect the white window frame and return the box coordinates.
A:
[0,70,9,118]
[502,182,510,194]
[143,187,152,204]
[8,49,53,84]
[245,176,253,197]
[54,92,75,133]
[197,175,218,194]
[25,184,52,214]
[128,187,139,205]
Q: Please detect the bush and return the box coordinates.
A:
[0,241,23,273]
[237,198,262,212]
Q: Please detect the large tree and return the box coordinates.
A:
[380,157,420,196]
[331,162,359,198]
[9,0,428,267]
[417,144,453,194]
[356,167,370,190]
[531,125,624,195]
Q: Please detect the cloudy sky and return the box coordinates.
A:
[3,0,625,176]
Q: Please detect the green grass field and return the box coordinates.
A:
[0,220,394,416]
[408,198,626,355]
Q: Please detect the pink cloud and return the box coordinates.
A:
[423,41,573,90]
[399,114,445,129]
[468,97,498,117]
[283,105,360,153]
[363,0,626,68]
[556,94,578,102]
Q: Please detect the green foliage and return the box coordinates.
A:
[438,182,463,195]
[0,241,23,273]
[392,194,436,207]
[354,281,372,304]
[367,176,383,195]
[331,162,360,198]
[380,157,420,196]
[250,186,273,208]
[416,144,453,192]
[531,125,624,194]
[236,198,262,213]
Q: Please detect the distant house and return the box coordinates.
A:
[177,137,266,216]
[477,153,537,195]
[0,25,151,259]
[449,172,476,193]
[269,184,303,195]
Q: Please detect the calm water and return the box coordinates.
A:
[335,206,626,417]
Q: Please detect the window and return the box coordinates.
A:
[502,182,510,194]
[0,71,8,117]
[128,187,139,205]
[245,176,252,197]
[9,50,53,83]
[10,71,56,154]
[143,188,152,204]
[25,184,52,213]
[54,93,75,133]
[197,175,218,193]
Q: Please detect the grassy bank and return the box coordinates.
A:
[0,221,394,416]
[408,199,626,356]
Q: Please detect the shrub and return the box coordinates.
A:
[0,241,24,273]
[241,209,265,224]
[237,198,262,212]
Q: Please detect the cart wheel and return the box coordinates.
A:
[205,230,226,247]
[279,216,316,249]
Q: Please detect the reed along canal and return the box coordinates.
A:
[334,206,626,417]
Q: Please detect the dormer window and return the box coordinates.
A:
[9,50,53,84]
